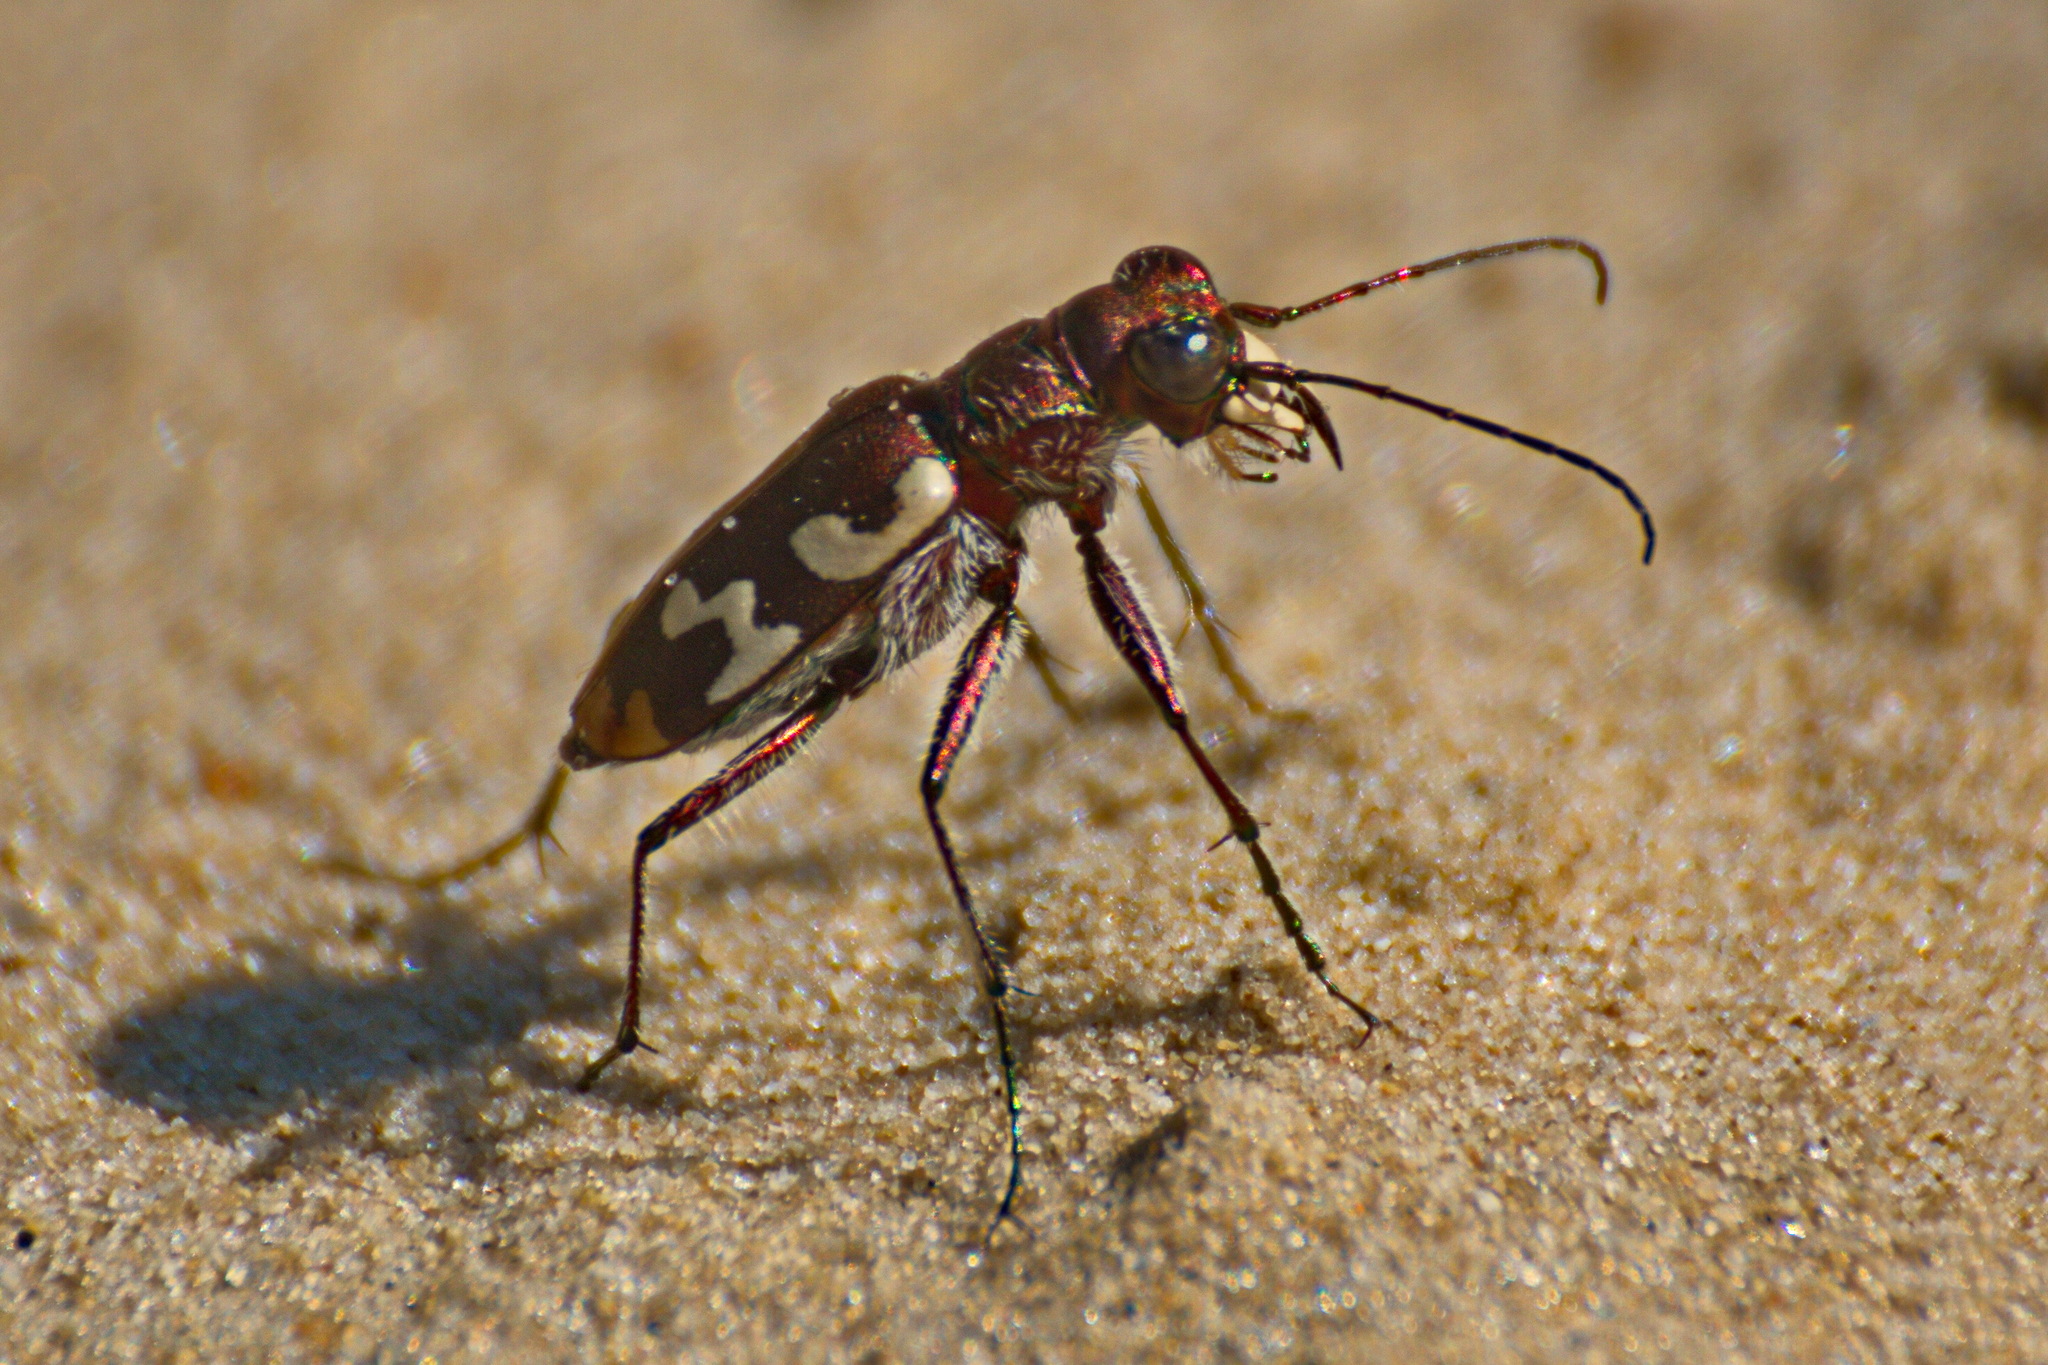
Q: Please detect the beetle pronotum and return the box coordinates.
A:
[333,239,1652,1231]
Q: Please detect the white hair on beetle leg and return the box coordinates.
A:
[871,511,1012,680]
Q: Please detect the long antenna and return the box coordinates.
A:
[1228,237,1608,329]
[1242,361,1656,564]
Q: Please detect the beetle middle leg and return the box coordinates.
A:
[1132,474,1291,718]
[577,680,851,1090]
[920,573,1030,1230]
[1073,525,1379,1036]
[1014,606,1081,721]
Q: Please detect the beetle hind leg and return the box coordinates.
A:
[313,762,570,889]
[577,687,847,1091]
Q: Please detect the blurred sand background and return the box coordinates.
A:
[4,1,2048,1360]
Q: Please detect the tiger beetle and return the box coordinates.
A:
[330,238,1654,1234]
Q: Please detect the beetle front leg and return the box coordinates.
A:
[578,686,847,1091]
[1072,528,1380,1036]
[920,579,1029,1231]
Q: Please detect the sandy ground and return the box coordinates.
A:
[4,1,2047,1360]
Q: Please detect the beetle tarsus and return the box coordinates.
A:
[1242,836,1381,1037]
[576,1038,631,1091]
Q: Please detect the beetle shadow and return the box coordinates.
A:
[81,802,1052,1137]
[86,707,1353,1184]
[86,888,618,1139]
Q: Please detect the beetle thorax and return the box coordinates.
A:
[987,414,1134,504]
[934,317,1130,519]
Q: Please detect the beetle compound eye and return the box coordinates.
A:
[1130,318,1230,405]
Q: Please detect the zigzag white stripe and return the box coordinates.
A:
[660,577,803,703]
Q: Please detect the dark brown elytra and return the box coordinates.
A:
[325,238,1654,1238]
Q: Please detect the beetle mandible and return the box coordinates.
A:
[337,238,1654,1229]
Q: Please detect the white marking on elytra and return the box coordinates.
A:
[789,456,955,582]
[660,577,802,703]
[721,515,738,531]
[1221,333,1307,434]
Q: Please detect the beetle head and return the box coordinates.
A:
[1059,247,1329,477]
[1059,247,1240,444]
[1057,238,1656,558]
